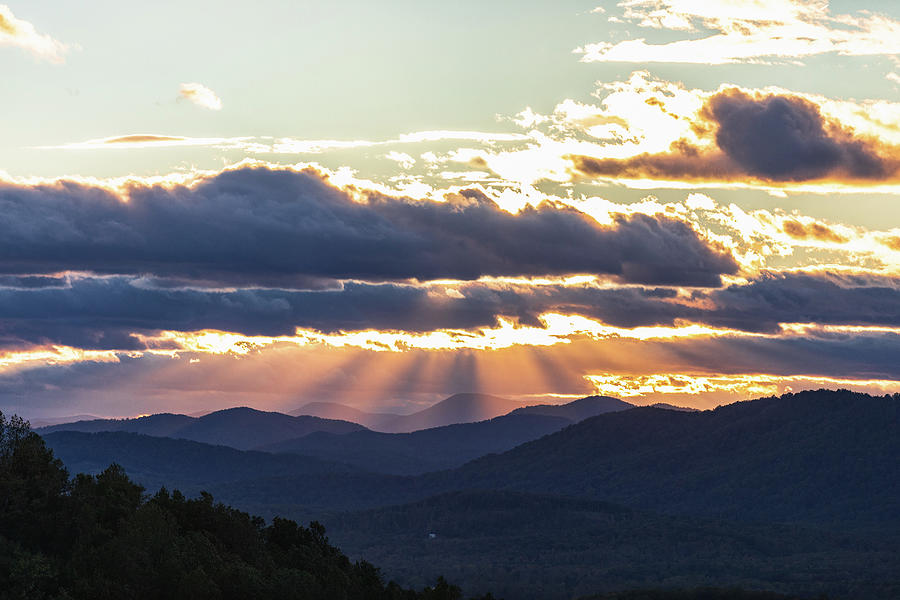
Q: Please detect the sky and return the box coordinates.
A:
[2,0,900,419]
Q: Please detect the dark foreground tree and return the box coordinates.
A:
[0,411,465,600]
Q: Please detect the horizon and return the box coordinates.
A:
[2,0,900,420]
[14,386,875,424]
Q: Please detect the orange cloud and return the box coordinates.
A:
[782,219,848,243]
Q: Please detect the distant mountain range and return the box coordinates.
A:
[38,389,900,599]
[261,413,572,475]
[37,406,365,450]
[38,393,618,455]
[267,395,632,474]
[290,401,402,430]
[28,414,101,428]
[294,393,534,433]
[42,389,900,527]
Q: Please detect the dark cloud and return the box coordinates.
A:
[570,90,900,184]
[707,90,888,181]
[649,331,900,381]
[701,271,900,333]
[0,166,736,287]
[0,275,68,289]
[0,271,898,352]
[0,277,696,350]
[569,144,741,182]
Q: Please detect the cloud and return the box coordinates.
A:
[385,151,416,169]
[0,4,70,63]
[45,130,530,156]
[1,269,898,353]
[3,317,899,418]
[781,219,847,243]
[569,89,900,184]
[0,165,737,287]
[104,135,187,144]
[178,82,223,110]
[578,0,900,65]
[706,90,889,181]
[585,372,900,400]
[40,134,248,151]
[0,277,716,351]
[701,271,900,333]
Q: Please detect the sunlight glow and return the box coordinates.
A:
[585,373,900,399]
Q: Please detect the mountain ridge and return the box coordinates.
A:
[37,406,366,450]
[258,412,576,475]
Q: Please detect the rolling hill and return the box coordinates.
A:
[38,407,365,450]
[291,401,402,431]
[508,395,632,420]
[258,412,575,475]
[443,389,900,527]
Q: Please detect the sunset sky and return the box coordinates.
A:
[3,0,900,419]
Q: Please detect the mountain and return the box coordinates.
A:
[444,389,900,527]
[238,389,900,528]
[38,412,196,437]
[27,414,101,428]
[42,430,362,486]
[40,430,418,520]
[326,490,900,600]
[376,393,529,433]
[38,407,365,450]
[37,390,900,600]
[258,412,575,475]
[42,390,900,529]
[649,402,699,412]
[291,401,402,431]
[293,394,623,434]
[170,407,364,450]
[509,395,632,420]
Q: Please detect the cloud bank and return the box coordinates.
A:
[579,0,900,65]
[0,165,737,287]
[0,271,897,352]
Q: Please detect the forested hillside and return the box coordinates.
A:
[327,490,899,600]
[0,412,481,600]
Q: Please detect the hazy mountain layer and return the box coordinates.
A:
[43,390,900,529]
[259,413,575,475]
[297,393,533,433]
[38,406,365,450]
